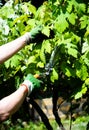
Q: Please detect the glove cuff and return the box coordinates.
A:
[24,32,32,44]
[22,80,34,96]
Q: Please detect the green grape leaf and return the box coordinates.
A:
[40,43,46,64]
[82,51,89,66]
[37,62,44,68]
[77,3,86,14]
[4,59,10,69]
[68,13,77,25]
[75,83,87,99]
[24,3,36,15]
[76,64,88,81]
[65,67,73,77]
[82,41,89,53]
[68,48,78,58]
[42,26,50,37]
[0,6,15,19]
[81,86,87,94]
[75,92,82,99]
[27,19,36,27]
[80,15,88,29]
[51,68,58,82]
[21,66,27,72]
[85,78,89,87]
[67,1,73,13]
[43,40,51,53]
[11,55,22,68]
[61,62,75,77]
[27,56,36,65]
[40,40,51,63]
[5,55,22,68]
[55,13,69,33]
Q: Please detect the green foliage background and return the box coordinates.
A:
[0,0,89,121]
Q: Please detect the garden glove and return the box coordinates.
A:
[25,26,43,44]
[21,74,42,96]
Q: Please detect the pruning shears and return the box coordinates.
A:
[34,45,59,80]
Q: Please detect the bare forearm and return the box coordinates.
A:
[0,33,30,64]
[0,86,27,121]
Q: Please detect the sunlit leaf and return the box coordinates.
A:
[75,92,82,99]
[76,64,88,81]
[51,68,58,82]
[5,55,22,68]
[37,62,44,68]
[68,48,78,58]
[42,26,50,37]
[54,13,69,33]
[68,13,77,25]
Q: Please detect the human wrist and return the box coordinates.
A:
[21,80,34,96]
[20,84,28,95]
[24,32,32,44]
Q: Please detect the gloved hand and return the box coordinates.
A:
[30,26,42,40]
[25,26,43,44]
[21,74,42,96]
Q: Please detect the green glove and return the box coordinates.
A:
[25,25,43,44]
[22,74,42,96]
[30,26,43,40]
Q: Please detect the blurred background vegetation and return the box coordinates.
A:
[0,0,89,130]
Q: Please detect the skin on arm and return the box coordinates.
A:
[0,26,42,64]
[0,26,42,121]
[0,74,41,122]
[0,33,30,64]
[0,33,31,121]
[0,85,28,121]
